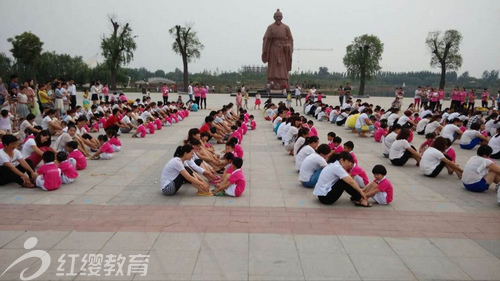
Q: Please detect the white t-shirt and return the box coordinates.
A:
[276,122,286,138]
[0,148,23,167]
[314,107,322,117]
[21,138,37,158]
[298,153,327,182]
[313,161,350,196]
[489,135,500,155]
[284,126,298,145]
[160,157,185,189]
[295,145,315,171]
[329,110,339,122]
[122,115,132,125]
[441,112,450,123]
[336,112,348,122]
[41,116,52,130]
[447,112,460,121]
[281,123,291,142]
[273,116,282,129]
[441,124,460,142]
[355,113,369,128]
[489,122,500,137]
[425,121,441,135]
[387,113,399,127]
[397,115,410,126]
[293,137,305,156]
[420,147,445,175]
[382,132,397,155]
[462,156,494,185]
[460,130,481,145]
[417,119,429,133]
[420,109,432,119]
[485,119,496,133]
[305,105,313,114]
[381,111,392,120]
[317,111,327,121]
[19,120,34,140]
[389,139,411,160]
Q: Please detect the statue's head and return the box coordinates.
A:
[273,9,283,24]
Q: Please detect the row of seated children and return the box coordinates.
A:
[265,103,393,207]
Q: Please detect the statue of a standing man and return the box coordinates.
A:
[262,9,294,90]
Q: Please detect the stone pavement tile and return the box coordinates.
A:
[202,233,249,252]
[191,274,248,280]
[451,257,500,280]
[28,249,98,280]
[0,193,46,204]
[349,254,416,281]
[250,233,296,252]
[69,194,116,205]
[250,189,285,207]
[193,248,248,275]
[249,250,303,277]
[32,194,81,205]
[53,231,114,250]
[151,233,204,251]
[473,239,500,258]
[4,231,70,250]
[102,232,159,251]
[383,237,446,257]
[0,249,38,275]
[399,255,471,280]
[145,250,199,274]
[299,252,360,280]
[0,230,24,248]
[293,234,346,254]
[339,235,395,255]
[133,273,191,280]
[249,276,304,280]
[430,238,496,258]
[215,195,250,207]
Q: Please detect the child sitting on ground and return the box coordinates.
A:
[374,122,388,142]
[343,141,358,164]
[132,119,147,138]
[107,129,121,152]
[419,133,436,154]
[249,115,256,130]
[66,141,87,170]
[36,151,62,191]
[57,151,78,184]
[327,131,336,150]
[307,120,318,137]
[91,135,113,160]
[362,164,393,205]
[213,157,246,197]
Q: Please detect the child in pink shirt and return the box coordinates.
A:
[374,123,388,142]
[332,137,344,154]
[419,133,435,154]
[213,157,246,197]
[90,117,100,132]
[57,151,78,184]
[146,118,155,134]
[66,141,87,170]
[107,130,121,152]
[91,135,113,160]
[230,125,242,144]
[133,119,147,138]
[350,163,369,188]
[343,141,358,165]
[445,139,456,162]
[307,120,318,137]
[327,132,336,150]
[248,115,256,130]
[362,165,393,205]
[227,137,244,159]
[36,151,62,191]
[153,117,162,130]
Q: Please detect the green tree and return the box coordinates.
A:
[0,53,12,81]
[169,24,204,92]
[7,32,44,81]
[343,34,384,95]
[426,30,463,89]
[101,16,137,90]
[154,69,166,77]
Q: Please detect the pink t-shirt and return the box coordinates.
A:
[334,145,344,153]
[162,86,169,97]
[234,144,244,158]
[154,119,162,130]
[445,147,456,162]
[374,128,387,142]
[350,151,358,165]
[482,92,489,101]
[201,88,207,98]
[146,123,155,134]
[460,92,467,103]
[100,142,114,154]
[241,123,248,135]
[137,125,146,138]
[232,131,242,143]
[228,168,246,197]
[236,94,242,104]
[309,126,318,137]
[250,120,256,130]
[109,137,121,147]
[375,177,393,204]
[350,164,369,186]
[468,92,476,102]
[438,91,445,100]
[194,87,201,97]
[59,160,78,179]
[69,150,87,170]
[37,162,61,191]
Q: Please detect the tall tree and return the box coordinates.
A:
[8,32,43,81]
[343,34,384,95]
[426,30,463,89]
[101,16,137,89]
[169,24,204,92]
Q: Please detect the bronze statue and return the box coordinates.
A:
[262,9,294,90]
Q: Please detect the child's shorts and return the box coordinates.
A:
[112,145,121,152]
[373,191,388,205]
[463,178,489,192]
[224,183,237,197]
[100,153,113,160]
[62,174,75,184]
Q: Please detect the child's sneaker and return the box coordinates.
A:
[213,190,226,196]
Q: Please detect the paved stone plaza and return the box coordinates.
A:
[0,93,499,280]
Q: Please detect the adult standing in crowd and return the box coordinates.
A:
[68,78,77,110]
[344,82,352,102]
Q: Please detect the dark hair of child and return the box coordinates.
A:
[56,151,68,162]
[372,164,387,176]
[42,151,56,163]
[232,157,243,169]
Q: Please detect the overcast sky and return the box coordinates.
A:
[1,0,499,77]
